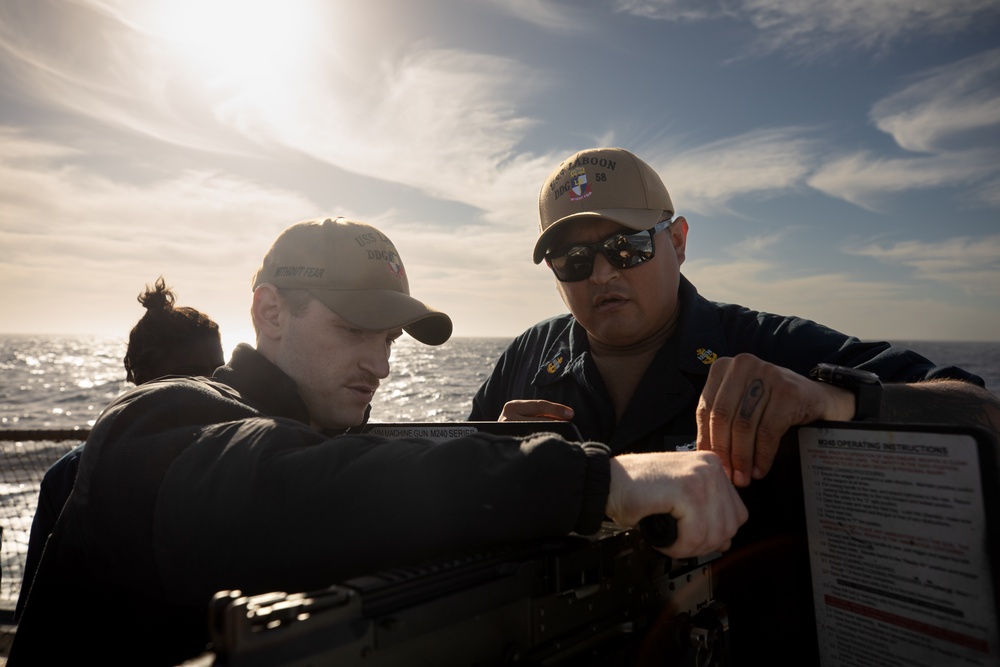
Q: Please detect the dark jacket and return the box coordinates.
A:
[10,344,610,666]
[470,275,984,453]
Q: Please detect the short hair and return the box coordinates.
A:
[123,277,222,385]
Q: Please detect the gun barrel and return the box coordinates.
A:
[209,523,727,666]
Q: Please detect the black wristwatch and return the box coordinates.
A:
[809,363,883,422]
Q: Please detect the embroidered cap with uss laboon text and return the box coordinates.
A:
[534,147,674,263]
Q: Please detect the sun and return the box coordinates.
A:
[136,0,325,87]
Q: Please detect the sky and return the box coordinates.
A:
[1,0,999,354]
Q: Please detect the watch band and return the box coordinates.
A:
[852,378,883,422]
[809,363,883,422]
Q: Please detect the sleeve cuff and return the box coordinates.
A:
[575,443,611,534]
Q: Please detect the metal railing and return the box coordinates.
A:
[0,429,89,624]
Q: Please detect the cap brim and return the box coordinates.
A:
[309,289,453,346]
[532,208,665,264]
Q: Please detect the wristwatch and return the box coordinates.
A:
[809,363,883,422]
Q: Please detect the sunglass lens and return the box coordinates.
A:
[546,228,658,281]
[604,232,654,268]
[550,249,595,282]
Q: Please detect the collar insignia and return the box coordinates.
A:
[546,355,565,374]
[696,348,717,365]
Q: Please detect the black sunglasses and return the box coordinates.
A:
[544,218,674,282]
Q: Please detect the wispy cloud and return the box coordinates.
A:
[0,126,558,338]
[1,1,996,342]
[612,0,722,22]
[643,128,819,214]
[480,0,592,31]
[684,256,910,336]
[0,1,567,231]
[612,0,1000,56]
[682,222,1000,341]
[0,131,315,250]
[0,0,263,155]
[0,127,323,335]
[849,235,1000,297]
[809,49,1000,210]
[973,177,1000,208]
[724,231,788,255]
[256,46,559,227]
[684,251,1000,341]
[17,0,992,230]
[871,48,1000,154]
[807,150,993,211]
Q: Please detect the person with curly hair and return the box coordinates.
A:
[15,278,223,621]
[123,276,225,385]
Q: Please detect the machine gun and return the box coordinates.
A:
[208,522,728,666]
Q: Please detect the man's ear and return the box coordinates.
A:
[251,284,283,340]
[670,216,689,266]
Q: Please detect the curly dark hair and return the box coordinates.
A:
[123,277,223,385]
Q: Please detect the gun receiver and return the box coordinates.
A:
[209,523,728,666]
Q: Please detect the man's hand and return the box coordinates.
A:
[499,399,574,422]
[606,451,748,558]
[696,353,855,487]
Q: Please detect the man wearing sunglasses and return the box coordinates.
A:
[469,146,999,662]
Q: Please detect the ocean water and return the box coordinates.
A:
[1,334,998,431]
[889,340,1000,392]
[0,334,513,431]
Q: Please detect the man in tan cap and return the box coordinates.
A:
[10,216,747,666]
[469,148,999,660]
[249,217,452,430]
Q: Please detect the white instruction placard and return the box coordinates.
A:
[799,426,998,667]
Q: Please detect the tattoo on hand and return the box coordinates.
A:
[740,380,764,419]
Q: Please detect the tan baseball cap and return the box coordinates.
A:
[533,147,674,264]
[252,217,452,345]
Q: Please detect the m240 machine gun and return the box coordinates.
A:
[208,522,729,666]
